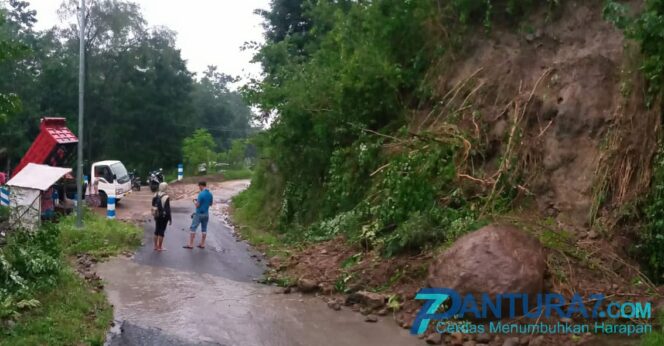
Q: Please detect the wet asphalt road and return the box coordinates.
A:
[99,181,417,346]
[134,201,265,283]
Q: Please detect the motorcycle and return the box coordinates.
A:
[129,170,141,191]
[148,168,164,192]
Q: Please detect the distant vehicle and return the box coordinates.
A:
[129,170,141,191]
[11,117,78,202]
[91,160,131,207]
[148,168,164,192]
[198,162,228,174]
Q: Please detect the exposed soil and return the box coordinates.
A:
[424,0,657,231]
[168,180,226,201]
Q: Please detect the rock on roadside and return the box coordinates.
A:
[345,290,387,309]
[428,224,546,313]
[297,277,318,293]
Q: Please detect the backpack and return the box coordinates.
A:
[151,194,165,219]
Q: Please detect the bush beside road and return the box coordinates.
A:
[0,210,141,345]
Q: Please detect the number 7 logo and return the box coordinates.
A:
[411,288,454,335]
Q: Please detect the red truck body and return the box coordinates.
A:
[13,117,78,176]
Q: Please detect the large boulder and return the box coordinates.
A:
[428,224,546,301]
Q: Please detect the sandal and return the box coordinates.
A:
[183,245,193,249]
[197,245,206,249]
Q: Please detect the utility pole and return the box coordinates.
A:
[76,0,86,228]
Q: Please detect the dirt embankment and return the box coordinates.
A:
[440,0,656,230]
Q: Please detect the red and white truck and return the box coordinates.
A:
[9,117,130,207]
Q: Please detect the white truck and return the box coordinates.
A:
[90,160,131,206]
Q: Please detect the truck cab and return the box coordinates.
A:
[90,160,131,206]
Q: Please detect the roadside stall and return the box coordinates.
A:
[5,163,72,230]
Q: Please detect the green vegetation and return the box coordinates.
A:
[0,1,254,176]
[604,0,664,284]
[641,311,664,346]
[235,0,552,256]
[182,129,256,176]
[640,151,664,284]
[0,270,112,346]
[0,8,25,123]
[183,129,217,175]
[58,212,142,259]
[0,206,8,222]
[0,211,141,344]
[232,185,281,257]
[605,0,664,102]
[221,168,253,181]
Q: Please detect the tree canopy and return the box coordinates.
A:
[0,0,255,175]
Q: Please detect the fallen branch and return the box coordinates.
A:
[471,112,481,139]
[359,127,403,143]
[370,163,391,177]
[458,173,492,185]
[538,119,554,138]
[491,100,514,122]
[517,184,534,196]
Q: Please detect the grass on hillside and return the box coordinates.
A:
[1,210,141,345]
[221,168,253,180]
[231,185,284,258]
[642,312,664,346]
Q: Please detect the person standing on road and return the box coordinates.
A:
[184,181,213,249]
[152,182,172,251]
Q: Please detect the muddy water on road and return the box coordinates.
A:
[99,258,414,346]
[98,180,417,346]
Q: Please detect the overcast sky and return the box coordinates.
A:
[28,0,269,82]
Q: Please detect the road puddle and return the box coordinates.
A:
[98,258,416,346]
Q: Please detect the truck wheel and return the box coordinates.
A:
[100,191,108,208]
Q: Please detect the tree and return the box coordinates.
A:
[192,66,251,150]
[0,0,253,176]
[227,139,248,168]
[97,27,194,172]
[0,7,30,168]
[6,0,36,33]
[239,0,437,231]
[183,129,217,175]
[58,0,148,165]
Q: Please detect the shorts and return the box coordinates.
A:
[190,213,209,233]
[155,218,168,237]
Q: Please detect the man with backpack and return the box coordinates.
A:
[152,182,172,251]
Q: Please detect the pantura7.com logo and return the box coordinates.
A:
[411,288,653,337]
